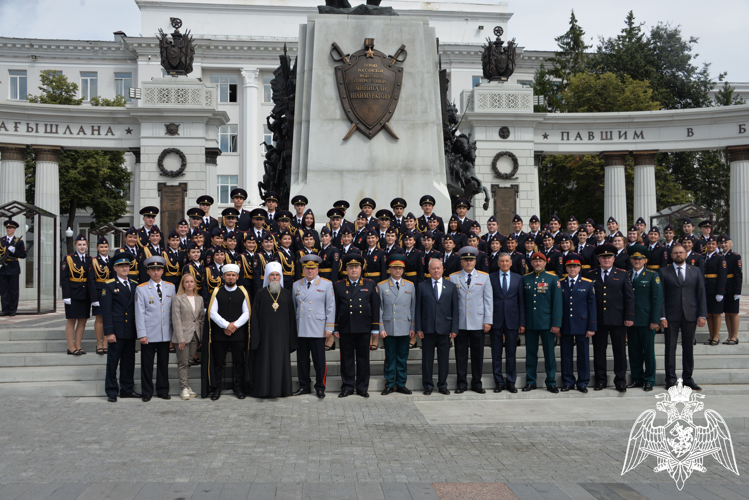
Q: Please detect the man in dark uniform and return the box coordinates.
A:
[541,232,563,277]
[0,220,27,316]
[330,200,355,232]
[566,215,580,241]
[101,251,141,402]
[548,214,563,244]
[137,206,162,249]
[252,233,280,293]
[508,214,527,248]
[162,230,186,287]
[454,198,474,235]
[358,197,378,230]
[138,226,164,283]
[682,217,703,255]
[441,234,461,275]
[482,215,506,252]
[401,230,424,284]
[176,218,191,250]
[187,207,208,241]
[527,215,544,248]
[362,229,387,283]
[327,208,345,249]
[248,208,270,242]
[626,245,663,392]
[719,234,742,345]
[221,208,244,248]
[576,228,597,271]
[333,254,381,398]
[698,220,713,254]
[375,209,394,246]
[703,235,727,345]
[417,195,445,233]
[467,233,490,272]
[291,195,309,229]
[262,190,281,233]
[229,188,252,231]
[591,243,635,392]
[197,196,220,235]
[390,198,407,234]
[645,227,668,271]
[421,231,443,282]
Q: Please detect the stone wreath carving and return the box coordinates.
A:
[492,151,519,180]
[157,148,187,177]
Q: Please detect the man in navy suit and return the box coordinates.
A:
[659,243,708,391]
[100,252,140,402]
[415,258,459,395]
[488,253,525,393]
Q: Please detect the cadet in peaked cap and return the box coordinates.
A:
[376,209,393,221]
[140,206,159,217]
[390,198,407,209]
[197,195,214,206]
[291,195,308,206]
[3,220,19,229]
[230,188,248,200]
[359,197,376,210]
[222,207,240,218]
[416,195,444,234]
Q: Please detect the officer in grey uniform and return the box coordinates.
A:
[378,255,417,395]
[291,254,336,399]
[135,256,175,402]
[449,246,494,394]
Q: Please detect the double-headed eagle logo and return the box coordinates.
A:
[622,378,739,490]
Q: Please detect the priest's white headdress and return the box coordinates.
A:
[263,261,283,288]
[223,263,240,274]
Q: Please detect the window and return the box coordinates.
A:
[263,74,273,103]
[518,80,533,87]
[210,74,238,103]
[80,72,98,100]
[472,76,486,88]
[219,124,238,153]
[112,224,132,249]
[9,70,27,100]
[115,72,133,101]
[262,124,275,151]
[217,175,239,204]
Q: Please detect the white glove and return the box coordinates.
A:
[716,295,723,302]
[91,302,100,308]
[7,246,14,253]
[63,298,72,305]
[735,295,741,301]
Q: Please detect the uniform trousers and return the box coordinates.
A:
[490,325,518,387]
[140,341,170,398]
[383,335,410,388]
[104,338,136,398]
[627,326,656,385]
[212,340,246,391]
[592,325,627,387]
[421,333,450,390]
[525,329,556,387]
[560,335,590,388]
[0,273,19,313]
[339,331,370,393]
[663,321,696,386]
[297,337,327,392]
[455,329,485,389]
[175,332,200,391]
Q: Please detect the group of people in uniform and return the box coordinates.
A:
[48,188,742,399]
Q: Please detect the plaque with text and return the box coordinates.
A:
[157,183,188,238]
[331,38,407,140]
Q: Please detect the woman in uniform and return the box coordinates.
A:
[61,235,97,355]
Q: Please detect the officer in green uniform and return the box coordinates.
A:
[626,245,663,392]
[522,252,563,393]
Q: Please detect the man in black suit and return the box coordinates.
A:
[415,259,459,395]
[488,253,525,393]
[659,243,708,391]
[230,188,252,231]
[100,252,140,402]
[590,244,635,392]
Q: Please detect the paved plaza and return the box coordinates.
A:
[0,394,747,499]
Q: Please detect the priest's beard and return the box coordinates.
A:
[268,281,281,294]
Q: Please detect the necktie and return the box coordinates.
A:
[677,266,684,285]
[156,284,162,301]
[396,281,400,291]
[603,270,609,282]
[467,273,472,287]
[502,273,507,293]
[333,231,337,238]
[433,280,439,300]
[307,281,311,289]
[204,217,208,225]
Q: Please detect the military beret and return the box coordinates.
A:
[365,229,378,237]
[112,251,133,266]
[449,214,459,223]
[357,211,367,220]
[454,198,470,209]
[428,214,439,221]
[186,242,199,250]
[327,208,344,219]
[649,226,660,234]
[243,233,258,243]
[390,198,407,209]
[144,256,166,268]
[230,188,248,200]
[542,231,554,239]
[261,233,275,241]
[529,215,540,223]
[586,218,595,226]
[96,236,109,246]
[705,235,717,242]
[594,243,617,257]
[419,195,436,206]
[168,230,180,239]
[387,255,406,268]
[467,233,480,240]
[664,224,674,232]
[531,252,547,262]
[3,220,19,229]
[635,217,646,225]
[359,197,376,210]
[568,215,577,222]
[339,226,352,235]
[320,227,331,236]
[385,227,397,235]
[488,215,498,223]
[683,217,694,225]
[442,234,455,242]
[343,254,365,267]
[607,216,617,224]
[471,221,481,229]
[291,195,308,206]
[223,230,236,239]
[197,195,214,206]
[302,230,316,239]
[140,206,159,217]
[126,226,138,235]
[628,225,638,232]
[550,214,560,223]
[423,231,437,239]
[627,244,650,260]
[300,254,322,268]
[177,218,188,226]
[612,231,624,238]
[210,228,223,237]
[563,252,583,266]
[506,234,517,241]
[512,214,522,223]
[333,200,350,210]
[405,212,416,220]
[402,230,415,239]
[205,247,225,260]
[376,209,393,220]
[250,208,268,219]
[559,233,571,242]
[263,191,279,202]
[719,233,731,242]
[458,246,478,259]
[187,207,204,218]
[594,225,605,233]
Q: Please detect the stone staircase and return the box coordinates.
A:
[0,326,747,398]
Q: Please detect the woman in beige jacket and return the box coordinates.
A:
[172,274,205,400]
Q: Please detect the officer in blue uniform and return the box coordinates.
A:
[0,220,27,316]
[559,253,597,393]
[101,251,140,402]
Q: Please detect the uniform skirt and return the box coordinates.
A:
[723,295,740,314]
[707,295,725,315]
[65,299,91,319]
[91,285,104,316]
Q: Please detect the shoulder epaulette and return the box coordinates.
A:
[616,268,626,272]
[363,278,374,283]
[138,282,149,287]
[318,277,330,282]
[477,271,488,275]
[402,278,413,284]
[449,271,460,276]
[105,279,116,284]
[378,279,389,285]
[524,271,533,276]
[335,279,346,284]
[581,277,592,282]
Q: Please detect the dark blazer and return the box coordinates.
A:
[442,252,461,276]
[235,209,252,232]
[100,278,137,339]
[703,252,727,296]
[724,251,743,296]
[415,277,459,335]
[561,276,597,334]
[591,267,635,326]
[659,264,708,322]
[333,278,381,333]
[0,235,27,275]
[489,270,525,330]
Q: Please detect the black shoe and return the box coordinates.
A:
[120,392,142,399]
[0,311,7,316]
[381,387,395,396]
[684,381,702,391]
[577,387,588,394]
[142,396,152,402]
[594,384,606,391]
[409,342,418,349]
[506,384,517,394]
[665,383,674,390]
[547,386,559,394]
[395,386,412,395]
[338,390,353,398]
[521,384,537,392]
[616,385,627,393]
[316,390,325,399]
[234,389,246,400]
[107,396,117,403]
[8,312,16,317]
[329,342,336,351]
[455,388,466,394]
[211,389,222,401]
[67,349,75,355]
[438,388,450,395]
[494,386,504,393]
[643,383,653,392]
[158,394,171,400]
[626,382,644,388]
[292,388,312,396]
[356,391,369,398]
[423,388,432,395]
[560,386,572,392]
[472,387,486,394]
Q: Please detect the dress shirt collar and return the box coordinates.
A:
[673,262,685,273]
[224,284,237,291]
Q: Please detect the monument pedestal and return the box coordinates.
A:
[291,15,449,211]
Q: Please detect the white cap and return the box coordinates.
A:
[223,263,240,274]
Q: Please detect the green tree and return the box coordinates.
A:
[563,72,660,113]
[26,71,131,252]
[548,10,591,86]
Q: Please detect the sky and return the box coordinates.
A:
[0,0,746,81]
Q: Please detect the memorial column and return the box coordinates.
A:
[129,148,142,218]
[205,147,221,216]
[0,145,26,207]
[240,68,259,202]
[633,151,658,226]
[728,146,749,285]
[32,147,62,216]
[602,152,628,228]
